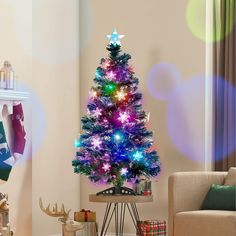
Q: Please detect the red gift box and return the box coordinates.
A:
[137,220,166,236]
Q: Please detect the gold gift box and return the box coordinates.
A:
[74,210,96,222]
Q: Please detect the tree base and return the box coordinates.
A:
[96,186,136,196]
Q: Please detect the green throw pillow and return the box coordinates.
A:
[201,184,236,211]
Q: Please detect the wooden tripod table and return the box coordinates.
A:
[89,194,153,236]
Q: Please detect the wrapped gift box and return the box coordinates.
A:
[74,209,96,222]
[137,220,166,236]
[133,179,152,195]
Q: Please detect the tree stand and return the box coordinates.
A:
[96,186,136,195]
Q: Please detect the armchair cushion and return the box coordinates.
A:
[201,184,236,210]
[174,210,236,236]
[224,167,236,185]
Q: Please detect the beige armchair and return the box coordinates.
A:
[168,171,236,236]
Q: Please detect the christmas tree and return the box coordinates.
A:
[72,30,161,192]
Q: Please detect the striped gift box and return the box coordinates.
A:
[137,220,166,236]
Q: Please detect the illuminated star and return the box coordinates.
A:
[133,151,143,161]
[93,107,102,118]
[118,111,130,123]
[89,90,98,99]
[115,90,127,101]
[102,163,111,172]
[120,167,128,176]
[107,29,125,45]
[91,137,102,149]
[107,71,116,80]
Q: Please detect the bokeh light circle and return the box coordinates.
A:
[147,63,181,101]
[167,76,205,163]
[186,0,235,42]
[167,75,236,164]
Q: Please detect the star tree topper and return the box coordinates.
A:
[107,29,125,45]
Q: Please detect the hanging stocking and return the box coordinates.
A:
[0,122,14,181]
[12,102,26,161]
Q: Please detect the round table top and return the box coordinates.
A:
[89,194,153,203]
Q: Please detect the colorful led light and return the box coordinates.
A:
[120,167,128,176]
[133,151,143,161]
[107,71,116,80]
[114,134,122,141]
[89,90,98,99]
[102,163,111,172]
[113,131,125,143]
[103,60,111,69]
[74,139,82,148]
[91,137,102,149]
[118,111,130,123]
[104,83,117,95]
[115,90,127,101]
[92,107,102,118]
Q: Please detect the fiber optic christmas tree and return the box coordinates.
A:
[72,30,161,195]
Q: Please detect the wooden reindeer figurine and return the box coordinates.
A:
[39,198,83,236]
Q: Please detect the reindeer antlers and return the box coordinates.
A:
[39,197,71,219]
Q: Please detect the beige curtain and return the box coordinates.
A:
[213,0,236,171]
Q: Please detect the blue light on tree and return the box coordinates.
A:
[74,139,82,148]
[113,131,125,143]
[132,151,144,161]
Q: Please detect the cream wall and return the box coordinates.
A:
[0,1,32,235]
[32,1,80,236]
[80,0,206,234]
[0,0,80,236]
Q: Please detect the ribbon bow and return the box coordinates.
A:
[80,209,91,221]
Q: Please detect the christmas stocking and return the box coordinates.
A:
[0,122,14,181]
[12,102,26,161]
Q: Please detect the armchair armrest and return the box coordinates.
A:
[168,171,227,236]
